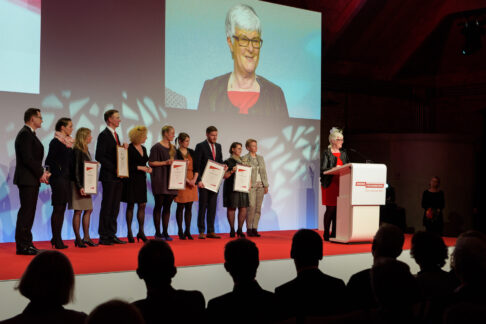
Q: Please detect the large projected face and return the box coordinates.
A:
[0,0,41,94]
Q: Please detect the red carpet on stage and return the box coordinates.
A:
[0,230,457,281]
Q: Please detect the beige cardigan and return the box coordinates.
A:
[241,153,269,188]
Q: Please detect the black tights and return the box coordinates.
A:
[51,204,66,241]
[126,202,146,236]
[324,206,337,238]
[176,202,193,234]
[73,209,93,241]
[153,194,174,236]
[227,207,247,232]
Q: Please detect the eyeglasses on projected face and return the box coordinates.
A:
[232,36,263,49]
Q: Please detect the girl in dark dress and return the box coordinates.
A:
[45,118,74,249]
[149,125,178,241]
[223,142,249,238]
[421,176,445,235]
[122,126,152,243]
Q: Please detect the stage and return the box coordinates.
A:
[0,230,457,281]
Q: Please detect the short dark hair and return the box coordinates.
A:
[224,238,259,282]
[290,229,323,267]
[17,251,74,305]
[24,107,40,123]
[372,224,404,259]
[411,231,448,269]
[86,300,144,324]
[229,142,242,154]
[55,118,72,132]
[206,126,218,134]
[104,109,119,122]
[136,240,176,285]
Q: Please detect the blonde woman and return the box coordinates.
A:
[149,125,177,241]
[69,128,97,248]
[320,127,349,241]
[122,126,152,243]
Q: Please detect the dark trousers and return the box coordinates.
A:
[198,188,217,234]
[99,180,123,240]
[324,206,337,238]
[15,185,39,249]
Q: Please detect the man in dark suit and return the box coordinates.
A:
[275,229,346,321]
[206,239,277,323]
[133,240,205,324]
[14,108,50,255]
[95,109,127,245]
[194,126,226,239]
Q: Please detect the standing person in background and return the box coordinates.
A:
[70,128,97,248]
[174,133,198,240]
[422,176,445,235]
[223,142,249,238]
[14,108,50,255]
[149,125,177,241]
[194,126,226,239]
[242,139,268,237]
[45,117,74,249]
[122,126,151,243]
[320,127,349,241]
[96,109,128,245]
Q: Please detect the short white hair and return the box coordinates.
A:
[328,127,343,148]
[225,4,262,39]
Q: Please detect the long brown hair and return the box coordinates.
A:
[161,125,176,158]
[74,128,91,153]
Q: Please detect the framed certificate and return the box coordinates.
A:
[201,160,225,193]
[233,164,252,193]
[83,161,98,195]
[168,160,188,190]
[117,146,129,178]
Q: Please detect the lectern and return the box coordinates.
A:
[324,163,387,243]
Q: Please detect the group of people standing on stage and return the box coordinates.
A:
[13,107,269,255]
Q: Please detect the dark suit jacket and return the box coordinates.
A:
[207,280,277,324]
[45,138,72,180]
[194,140,222,184]
[95,127,118,182]
[275,268,347,320]
[0,302,87,324]
[346,268,377,311]
[132,287,205,324]
[320,148,349,188]
[13,126,44,187]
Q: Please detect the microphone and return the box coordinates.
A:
[347,148,373,163]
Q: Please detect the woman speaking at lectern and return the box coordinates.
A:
[320,128,349,241]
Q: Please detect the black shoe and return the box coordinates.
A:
[178,231,186,240]
[229,229,235,238]
[253,229,261,237]
[247,229,255,237]
[207,233,221,239]
[154,233,164,239]
[74,238,87,248]
[236,229,245,238]
[127,233,135,243]
[136,232,148,243]
[51,238,68,249]
[82,238,98,247]
[112,236,127,244]
[16,246,39,255]
[99,239,114,245]
[323,232,330,242]
[184,231,193,240]
[162,233,173,241]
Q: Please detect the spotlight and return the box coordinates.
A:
[460,18,485,55]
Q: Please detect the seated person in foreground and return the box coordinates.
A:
[275,229,346,321]
[86,300,144,324]
[132,240,205,324]
[206,238,277,323]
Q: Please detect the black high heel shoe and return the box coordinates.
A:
[154,232,163,239]
[185,231,193,240]
[230,228,236,238]
[127,233,135,243]
[236,229,245,238]
[74,238,87,248]
[51,238,68,249]
[137,232,148,243]
[178,231,186,240]
[82,238,98,247]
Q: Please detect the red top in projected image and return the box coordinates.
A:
[227,91,260,115]
[9,0,41,14]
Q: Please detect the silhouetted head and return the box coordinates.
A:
[17,251,75,305]
[371,259,420,311]
[372,224,404,260]
[290,229,323,269]
[224,238,259,283]
[136,240,177,286]
[452,230,486,286]
[411,231,448,270]
[86,300,144,324]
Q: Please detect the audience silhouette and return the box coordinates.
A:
[86,300,144,324]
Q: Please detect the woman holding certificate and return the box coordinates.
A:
[320,127,349,241]
[122,126,151,243]
[223,142,249,238]
[149,125,178,241]
[45,118,74,249]
[70,128,97,248]
[174,133,198,240]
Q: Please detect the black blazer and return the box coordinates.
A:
[175,148,196,162]
[72,148,92,190]
[0,302,87,324]
[45,138,72,180]
[95,127,118,182]
[320,148,349,188]
[13,126,44,187]
[194,140,222,184]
